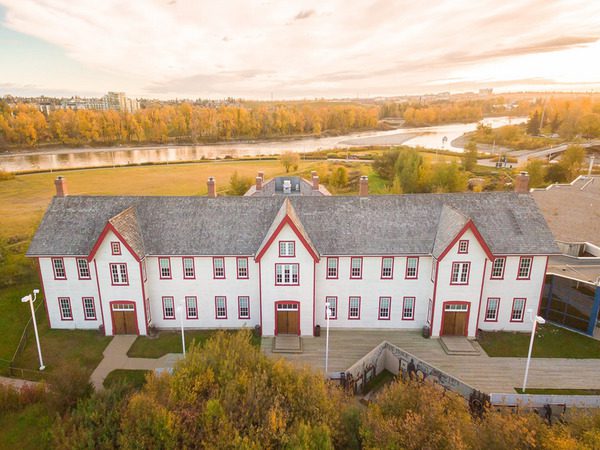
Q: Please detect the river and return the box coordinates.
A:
[0,116,526,172]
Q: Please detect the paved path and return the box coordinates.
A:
[90,335,182,390]
[0,375,40,390]
[262,330,600,394]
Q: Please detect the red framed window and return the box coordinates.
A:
[238,296,250,319]
[58,297,73,320]
[82,297,96,320]
[215,296,227,319]
[402,297,415,320]
[111,241,121,255]
[405,257,419,279]
[183,257,195,279]
[77,258,91,279]
[159,257,171,279]
[162,296,175,320]
[213,257,225,279]
[381,257,394,279]
[350,257,362,279]
[52,258,66,280]
[485,298,500,322]
[275,263,299,285]
[458,240,469,254]
[378,297,391,320]
[511,298,526,322]
[110,263,128,285]
[491,257,505,279]
[348,296,361,319]
[326,257,338,279]
[450,262,470,285]
[325,297,337,319]
[186,296,198,319]
[279,241,295,257]
[517,257,532,280]
[237,257,249,279]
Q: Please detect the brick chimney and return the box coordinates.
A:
[311,170,317,178]
[359,176,369,196]
[514,171,530,193]
[256,176,263,191]
[207,177,217,198]
[258,171,264,181]
[312,174,320,190]
[54,176,68,197]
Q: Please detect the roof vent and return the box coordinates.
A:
[283,179,292,194]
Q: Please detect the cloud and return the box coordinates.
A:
[294,9,315,20]
[0,0,599,98]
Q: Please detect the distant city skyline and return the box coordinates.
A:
[1,0,599,100]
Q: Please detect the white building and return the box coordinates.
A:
[27,174,558,338]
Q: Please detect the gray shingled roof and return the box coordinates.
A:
[27,192,559,258]
[108,206,145,258]
[432,205,469,258]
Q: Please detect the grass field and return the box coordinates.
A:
[103,369,150,390]
[128,329,261,358]
[12,306,112,380]
[0,283,38,363]
[0,403,52,450]
[479,324,600,358]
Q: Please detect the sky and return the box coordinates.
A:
[1,0,599,100]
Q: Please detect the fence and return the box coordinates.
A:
[4,301,44,379]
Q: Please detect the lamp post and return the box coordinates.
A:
[176,304,186,357]
[325,305,332,375]
[21,289,45,371]
[522,308,546,393]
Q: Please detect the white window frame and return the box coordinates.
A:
[163,296,175,319]
[159,257,171,279]
[485,298,500,321]
[511,298,526,322]
[325,296,337,319]
[237,257,248,279]
[186,296,198,319]
[348,296,360,319]
[59,297,73,320]
[517,257,532,279]
[110,263,128,285]
[491,257,505,279]
[83,297,96,320]
[279,241,295,257]
[350,257,362,279]
[275,263,299,285]
[238,296,250,319]
[326,257,338,279]
[402,297,415,320]
[406,257,418,279]
[451,262,470,285]
[213,257,225,279]
[381,257,393,279]
[378,296,391,319]
[52,258,66,279]
[215,296,227,319]
[183,257,195,279]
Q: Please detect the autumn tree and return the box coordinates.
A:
[330,166,349,189]
[559,144,586,180]
[524,159,547,188]
[527,110,541,135]
[227,171,253,195]
[462,140,478,172]
[280,151,300,173]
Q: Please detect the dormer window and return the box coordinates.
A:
[279,241,295,257]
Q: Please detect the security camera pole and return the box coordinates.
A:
[21,289,45,371]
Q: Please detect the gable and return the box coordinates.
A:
[255,215,319,262]
[435,220,494,262]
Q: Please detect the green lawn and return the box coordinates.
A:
[0,283,38,363]
[12,306,112,381]
[128,329,261,358]
[103,369,150,390]
[363,369,396,395]
[479,324,600,358]
[515,388,600,395]
[0,403,53,450]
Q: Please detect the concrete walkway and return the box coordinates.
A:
[262,330,600,394]
[90,335,183,390]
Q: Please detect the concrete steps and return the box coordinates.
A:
[272,335,303,353]
[439,336,481,356]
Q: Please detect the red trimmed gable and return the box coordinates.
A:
[436,219,494,262]
[255,215,319,262]
[87,222,141,262]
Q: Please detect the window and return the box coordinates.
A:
[59,297,72,320]
[485,298,500,322]
[406,257,419,279]
[83,297,96,320]
[458,240,469,254]
[511,298,526,322]
[110,263,128,285]
[325,296,337,319]
[275,263,299,285]
[450,262,470,285]
[348,296,361,319]
[237,257,248,279]
[403,297,415,320]
[279,241,295,257]
[350,257,362,279]
[159,257,171,279]
[326,257,338,279]
[379,297,391,320]
[517,257,532,279]
[77,258,90,279]
[381,257,394,279]
[183,257,195,279]
[52,258,66,279]
[238,296,250,319]
[213,257,225,279]
[162,296,175,319]
[491,257,505,279]
[186,296,198,319]
[215,296,227,319]
[111,242,121,255]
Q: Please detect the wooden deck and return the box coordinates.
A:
[262,330,600,393]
